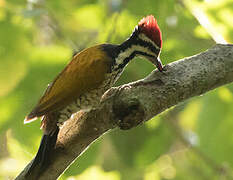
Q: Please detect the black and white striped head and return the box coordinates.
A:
[137,15,162,49]
[113,15,163,72]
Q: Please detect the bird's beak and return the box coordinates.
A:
[149,56,163,72]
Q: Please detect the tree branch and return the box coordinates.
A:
[16,44,233,180]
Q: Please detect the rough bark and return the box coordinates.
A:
[16,44,233,180]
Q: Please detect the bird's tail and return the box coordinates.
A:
[25,126,59,178]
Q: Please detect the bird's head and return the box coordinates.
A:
[113,15,163,72]
[137,15,162,49]
[133,15,163,71]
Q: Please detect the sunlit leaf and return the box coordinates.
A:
[179,100,202,131]
[218,87,233,103]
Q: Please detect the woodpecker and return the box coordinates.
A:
[24,15,163,176]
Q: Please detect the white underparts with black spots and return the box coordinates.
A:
[56,72,120,127]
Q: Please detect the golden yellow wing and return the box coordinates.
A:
[25,45,112,121]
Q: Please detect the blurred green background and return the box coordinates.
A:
[0,0,233,179]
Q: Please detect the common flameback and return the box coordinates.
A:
[24,15,164,177]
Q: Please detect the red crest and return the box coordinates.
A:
[138,15,162,48]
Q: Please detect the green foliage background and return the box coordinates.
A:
[0,0,233,179]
